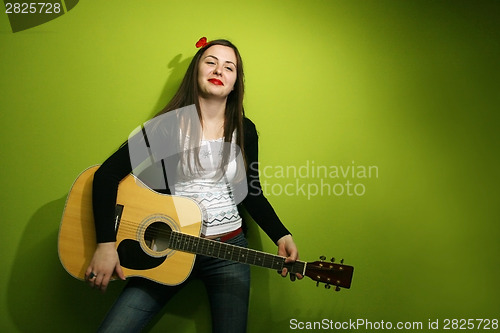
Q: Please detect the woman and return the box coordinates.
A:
[85,38,301,332]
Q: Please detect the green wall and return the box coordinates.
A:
[1,1,499,332]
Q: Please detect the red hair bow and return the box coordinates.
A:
[196,37,208,48]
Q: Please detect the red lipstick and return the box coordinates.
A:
[208,79,224,86]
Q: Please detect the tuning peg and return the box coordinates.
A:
[325,283,331,289]
[330,257,335,263]
[340,259,344,264]
[335,286,341,292]
[316,281,320,287]
[319,255,326,261]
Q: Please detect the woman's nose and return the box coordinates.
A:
[213,65,222,75]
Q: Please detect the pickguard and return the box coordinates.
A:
[117,239,166,270]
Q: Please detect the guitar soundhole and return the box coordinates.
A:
[144,222,172,252]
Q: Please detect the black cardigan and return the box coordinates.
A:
[92,117,290,244]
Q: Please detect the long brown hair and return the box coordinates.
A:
[154,39,246,173]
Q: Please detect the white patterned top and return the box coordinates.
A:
[174,137,243,236]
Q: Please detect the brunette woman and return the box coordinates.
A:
[86,38,300,332]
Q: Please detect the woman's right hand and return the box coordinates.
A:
[85,242,126,292]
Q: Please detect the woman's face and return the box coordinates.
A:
[197,45,238,100]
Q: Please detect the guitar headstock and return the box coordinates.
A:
[305,256,354,291]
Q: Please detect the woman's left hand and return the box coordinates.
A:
[277,234,303,281]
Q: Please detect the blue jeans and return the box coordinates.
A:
[97,233,250,333]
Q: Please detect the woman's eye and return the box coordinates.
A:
[225,67,233,71]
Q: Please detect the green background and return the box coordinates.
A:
[1,1,499,332]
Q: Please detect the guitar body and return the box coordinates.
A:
[58,166,203,285]
[59,166,354,290]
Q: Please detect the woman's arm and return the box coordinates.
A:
[241,118,291,243]
[241,118,302,279]
[92,142,133,243]
[86,142,132,291]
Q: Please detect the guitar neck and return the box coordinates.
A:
[170,231,306,275]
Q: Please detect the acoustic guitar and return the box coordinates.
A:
[58,166,354,290]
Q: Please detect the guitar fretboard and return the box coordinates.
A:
[170,231,306,275]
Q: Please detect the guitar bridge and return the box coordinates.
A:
[114,204,124,233]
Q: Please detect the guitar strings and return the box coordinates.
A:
[86,215,343,284]
[93,217,344,283]
[101,217,306,272]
